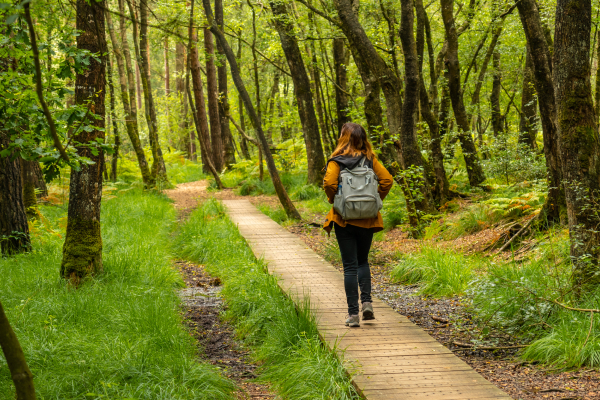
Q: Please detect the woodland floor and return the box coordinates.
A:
[165,180,600,400]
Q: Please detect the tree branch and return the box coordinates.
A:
[24,3,70,163]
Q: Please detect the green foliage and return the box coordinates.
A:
[390,247,478,296]
[174,200,361,400]
[0,190,234,399]
[471,236,600,368]
[482,138,546,185]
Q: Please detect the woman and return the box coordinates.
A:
[323,122,393,327]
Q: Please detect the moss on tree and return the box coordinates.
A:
[60,218,103,282]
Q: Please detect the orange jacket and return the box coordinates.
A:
[322,157,394,233]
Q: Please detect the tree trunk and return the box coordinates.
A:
[130,0,168,184]
[516,0,565,225]
[0,300,36,400]
[119,0,137,115]
[399,0,435,217]
[270,0,325,185]
[106,8,153,187]
[596,34,600,127]
[237,37,251,159]
[440,0,486,186]
[61,0,106,282]
[554,0,600,291]
[204,28,224,172]
[519,48,538,149]
[310,47,332,154]
[215,0,236,167]
[490,52,503,137]
[176,39,185,93]
[348,44,384,143]
[20,160,38,219]
[333,38,351,131]
[203,0,301,219]
[414,0,449,205]
[107,55,120,182]
[186,2,220,186]
[0,135,30,255]
[164,37,170,95]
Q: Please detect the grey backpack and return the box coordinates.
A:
[333,157,383,220]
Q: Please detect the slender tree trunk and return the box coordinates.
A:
[106,10,153,186]
[470,21,504,134]
[107,55,120,182]
[519,48,538,149]
[333,38,351,131]
[490,52,504,137]
[554,0,600,291]
[516,0,565,225]
[310,47,332,154]
[203,0,301,219]
[270,0,325,184]
[130,0,168,184]
[118,0,137,114]
[0,300,36,400]
[440,0,486,186]
[399,0,435,217]
[215,0,236,167]
[236,37,251,159]
[61,0,106,282]
[186,3,220,185]
[348,44,384,143]
[164,37,170,95]
[596,34,600,126]
[204,28,224,172]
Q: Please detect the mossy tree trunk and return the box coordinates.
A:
[60,0,106,282]
[20,160,40,219]
[0,300,36,400]
[553,0,600,292]
[516,0,566,226]
[398,0,436,215]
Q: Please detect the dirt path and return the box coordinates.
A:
[165,181,273,400]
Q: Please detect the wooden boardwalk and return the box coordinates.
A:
[223,200,511,400]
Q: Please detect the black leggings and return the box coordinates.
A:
[334,223,374,315]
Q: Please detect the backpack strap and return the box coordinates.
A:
[360,156,366,168]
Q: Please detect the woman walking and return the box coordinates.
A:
[323,123,393,327]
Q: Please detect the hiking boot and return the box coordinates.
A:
[345,314,360,327]
[362,302,375,320]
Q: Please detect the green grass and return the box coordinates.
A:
[0,190,234,399]
[390,247,478,296]
[174,199,361,400]
[470,236,600,368]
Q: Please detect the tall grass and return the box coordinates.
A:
[174,199,361,400]
[0,190,233,399]
[390,247,478,296]
[471,237,600,368]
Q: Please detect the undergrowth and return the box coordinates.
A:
[0,190,233,399]
[389,247,479,296]
[174,199,361,400]
[471,234,600,368]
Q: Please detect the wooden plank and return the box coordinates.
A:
[223,200,511,400]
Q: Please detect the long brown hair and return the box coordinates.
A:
[330,122,375,160]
